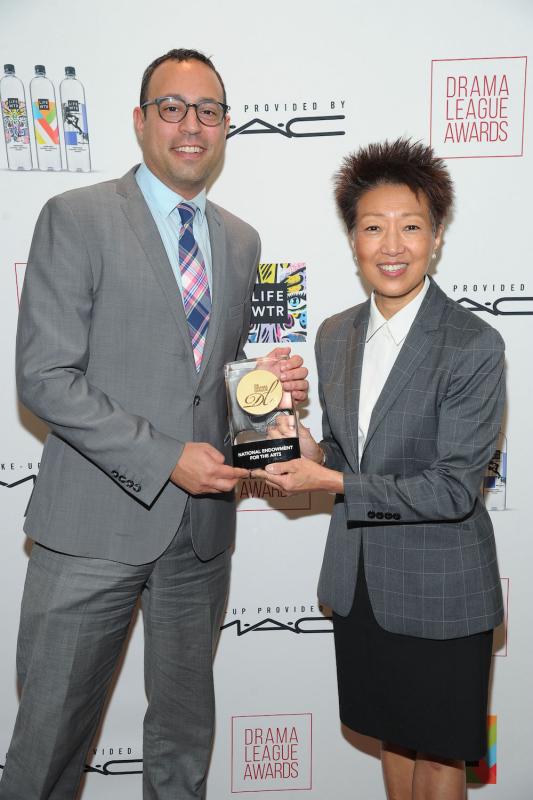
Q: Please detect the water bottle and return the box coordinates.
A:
[30,65,62,171]
[1,64,33,170]
[60,66,90,172]
[483,431,507,511]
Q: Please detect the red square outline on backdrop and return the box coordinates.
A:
[237,487,311,513]
[231,712,313,793]
[430,56,528,159]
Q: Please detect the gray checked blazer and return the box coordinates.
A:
[316,278,505,639]
[17,167,260,564]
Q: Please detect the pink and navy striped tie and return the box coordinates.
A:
[177,202,211,371]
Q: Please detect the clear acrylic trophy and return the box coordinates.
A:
[224,355,300,469]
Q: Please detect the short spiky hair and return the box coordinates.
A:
[334,138,454,233]
[140,48,227,109]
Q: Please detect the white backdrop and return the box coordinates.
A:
[1,1,532,797]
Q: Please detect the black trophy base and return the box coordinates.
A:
[232,437,301,469]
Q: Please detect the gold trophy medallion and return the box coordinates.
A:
[236,369,283,416]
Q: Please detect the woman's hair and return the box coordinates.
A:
[334,137,454,233]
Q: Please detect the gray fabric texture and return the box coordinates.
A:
[317,278,505,639]
[16,167,260,564]
[0,515,229,799]
[1,166,260,798]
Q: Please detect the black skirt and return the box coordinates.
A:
[332,551,493,761]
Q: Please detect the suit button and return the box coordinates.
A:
[133,484,141,493]
[376,512,384,520]
[385,512,393,520]
[111,470,119,478]
[367,511,376,519]
[126,480,133,488]
[119,475,126,483]
[193,395,201,406]
[393,513,401,520]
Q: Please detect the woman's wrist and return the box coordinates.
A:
[321,467,344,494]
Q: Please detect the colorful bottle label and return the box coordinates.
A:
[32,97,60,146]
[483,435,507,510]
[2,97,30,144]
[62,99,89,145]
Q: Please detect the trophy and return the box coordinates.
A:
[224,355,301,469]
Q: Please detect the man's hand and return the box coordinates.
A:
[266,346,309,403]
[170,442,249,495]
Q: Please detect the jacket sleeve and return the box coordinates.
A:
[315,318,351,471]
[342,325,505,524]
[16,195,183,507]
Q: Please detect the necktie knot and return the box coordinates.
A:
[178,202,196,228]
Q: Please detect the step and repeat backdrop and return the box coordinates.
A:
[1,1,531,797]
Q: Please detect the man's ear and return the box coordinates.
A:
[133,106,144,146]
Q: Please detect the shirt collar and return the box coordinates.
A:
[366,275,430,345]
[136,162,207,221]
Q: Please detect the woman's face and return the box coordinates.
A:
[352,183,442,318]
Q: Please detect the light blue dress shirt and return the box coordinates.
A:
[135,162,213,298]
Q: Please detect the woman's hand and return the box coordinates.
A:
[262,346,309,403]
[267,414,325,463]
[252,458,344,496]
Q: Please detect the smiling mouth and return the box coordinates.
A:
[174,145,204,154]
[378,263,408,273]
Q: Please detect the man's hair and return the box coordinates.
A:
[334,138,454,232]
[139,48,227,110]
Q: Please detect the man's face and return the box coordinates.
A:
[133,59,229,198]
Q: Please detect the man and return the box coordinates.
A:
[0,49,308,800]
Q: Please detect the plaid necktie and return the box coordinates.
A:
[177,202,211,371]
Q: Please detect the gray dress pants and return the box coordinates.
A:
[0,510,230,800]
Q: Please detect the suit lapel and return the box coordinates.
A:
[197,201,226,379]
[344,302,370,470]
[117,169,196,372]
[362,279,446,455]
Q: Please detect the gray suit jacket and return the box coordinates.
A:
[17,167,260,564]
[316,278,505,639]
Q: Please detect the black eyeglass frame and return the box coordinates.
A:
[140,95,230,126]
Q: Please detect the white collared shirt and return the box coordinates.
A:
[358,276,430,462]
[135,162,213,299]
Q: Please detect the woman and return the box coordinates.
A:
[255,138,505,799]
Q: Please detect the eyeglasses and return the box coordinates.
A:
[140,96,230,126]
